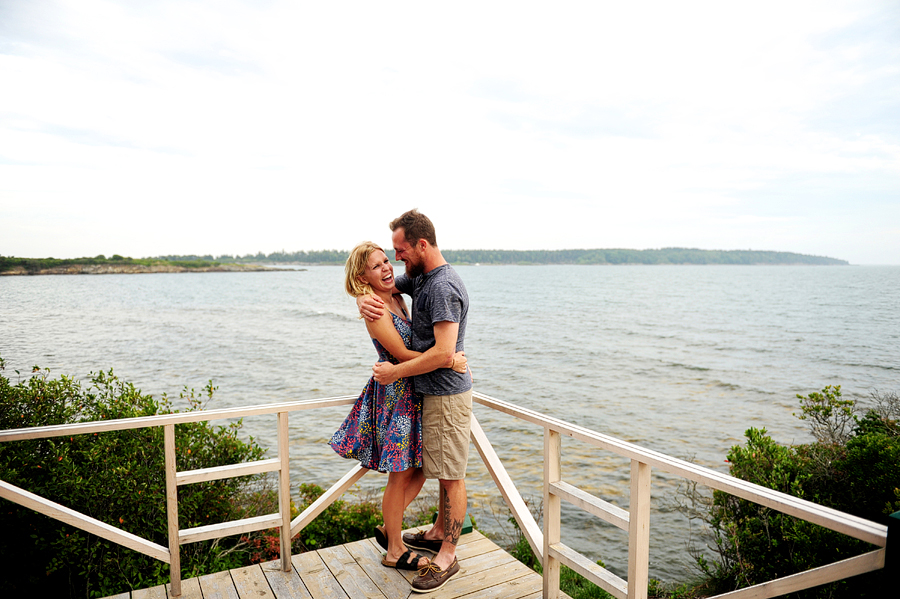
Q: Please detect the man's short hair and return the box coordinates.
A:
[390,209,438,247]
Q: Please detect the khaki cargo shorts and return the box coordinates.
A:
[422,390,473,480]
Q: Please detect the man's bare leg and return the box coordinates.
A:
[426,484,446,543]
[430,478,466,570]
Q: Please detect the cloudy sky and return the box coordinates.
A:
[1,1,898,264]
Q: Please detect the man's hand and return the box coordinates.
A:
[357,294,386,322]
[451,351,467,373]
[373,361,400,385]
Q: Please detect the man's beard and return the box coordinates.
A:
[404,258,425,278]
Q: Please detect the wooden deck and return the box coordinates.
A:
[102,528,570,599]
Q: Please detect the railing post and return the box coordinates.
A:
[164,424,182,597]
[627,459,650,599]
[277,411,292,571]
[543,428,561,599]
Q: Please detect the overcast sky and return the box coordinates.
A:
[1,1,898,264]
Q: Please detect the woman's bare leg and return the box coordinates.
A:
[383,468,428,567]
[403,467,425,510]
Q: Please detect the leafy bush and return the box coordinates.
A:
[701,386,898,598]
[504,509,620,599]
[0,358,267,598]
[241,483,442,565]
[290,483,381,551]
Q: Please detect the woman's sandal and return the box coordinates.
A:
[374,525,388,550]
[382,549,430,571]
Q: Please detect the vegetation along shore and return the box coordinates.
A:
[4,247,848,274]
[161,248,849,266]
[0,255,295,276]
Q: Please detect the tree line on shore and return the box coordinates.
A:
[2,249,849,272]
[0,254,219,274]
[162,247,849,266]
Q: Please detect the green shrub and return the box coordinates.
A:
[0,358,267,598]
[291,483,382,551]
[702,386,898,598]
[504,511,618,599]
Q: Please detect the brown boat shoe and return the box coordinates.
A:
[411,557,459,593]
[402,530,443,553]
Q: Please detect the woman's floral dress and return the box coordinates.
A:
[329,311,423,472]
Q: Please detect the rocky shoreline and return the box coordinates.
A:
[1,263,298,275]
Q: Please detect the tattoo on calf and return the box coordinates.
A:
[443,489,463,545]
[448,517,463,545]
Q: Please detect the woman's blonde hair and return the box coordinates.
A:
[344,241,385,297]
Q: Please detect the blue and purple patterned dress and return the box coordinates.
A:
[329,311,423,473]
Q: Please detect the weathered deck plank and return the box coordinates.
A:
[232,564,277,599]
[260,559,314,599]
[427,553,538,599]
[292,551,350,599]
[99,530,569,599]
[166,576,202,599]
[455,546,518,576]
[318,544,385,599]
[343,539,412,598]
[132,584,167,599]
[198,569,240,599]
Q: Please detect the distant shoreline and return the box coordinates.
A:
[1,247,850,274]
[0,262,296,276]
[179,247,851,266]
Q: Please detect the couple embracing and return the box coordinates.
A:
[329,209,473,594]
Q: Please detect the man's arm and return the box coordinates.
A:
[357,294,386,321]
[357,272,410,321]
[373,320,459,384]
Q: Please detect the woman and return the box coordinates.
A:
[329,241,467,571]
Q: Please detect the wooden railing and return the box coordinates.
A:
[471,393,888,599]
[0,391,888,598]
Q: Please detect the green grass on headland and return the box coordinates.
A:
[0,255,290,275]
[0,254,219,274]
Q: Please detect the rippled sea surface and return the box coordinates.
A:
[2,265,898,582]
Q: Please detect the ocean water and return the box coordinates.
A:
[1,264,898,582]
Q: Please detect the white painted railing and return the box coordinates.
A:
[0,392,888,598]
[471,392,888,599]
[0,396,358,597]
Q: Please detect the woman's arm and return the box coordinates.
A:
[364,313,418,362]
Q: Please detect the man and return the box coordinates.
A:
[359,208,472,593]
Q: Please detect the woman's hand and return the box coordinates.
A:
[450,351,468,373]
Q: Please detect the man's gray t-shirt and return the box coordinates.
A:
[395,264,471,396]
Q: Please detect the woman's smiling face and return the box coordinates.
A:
[359,248,394,293]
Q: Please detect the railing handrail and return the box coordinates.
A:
[0,396,359,596]
[0,391,888,599]
[0,395,358,442]
[471,391,887,599]
[472,391,888,547]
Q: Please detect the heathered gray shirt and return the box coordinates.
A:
[395,264,471,396]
